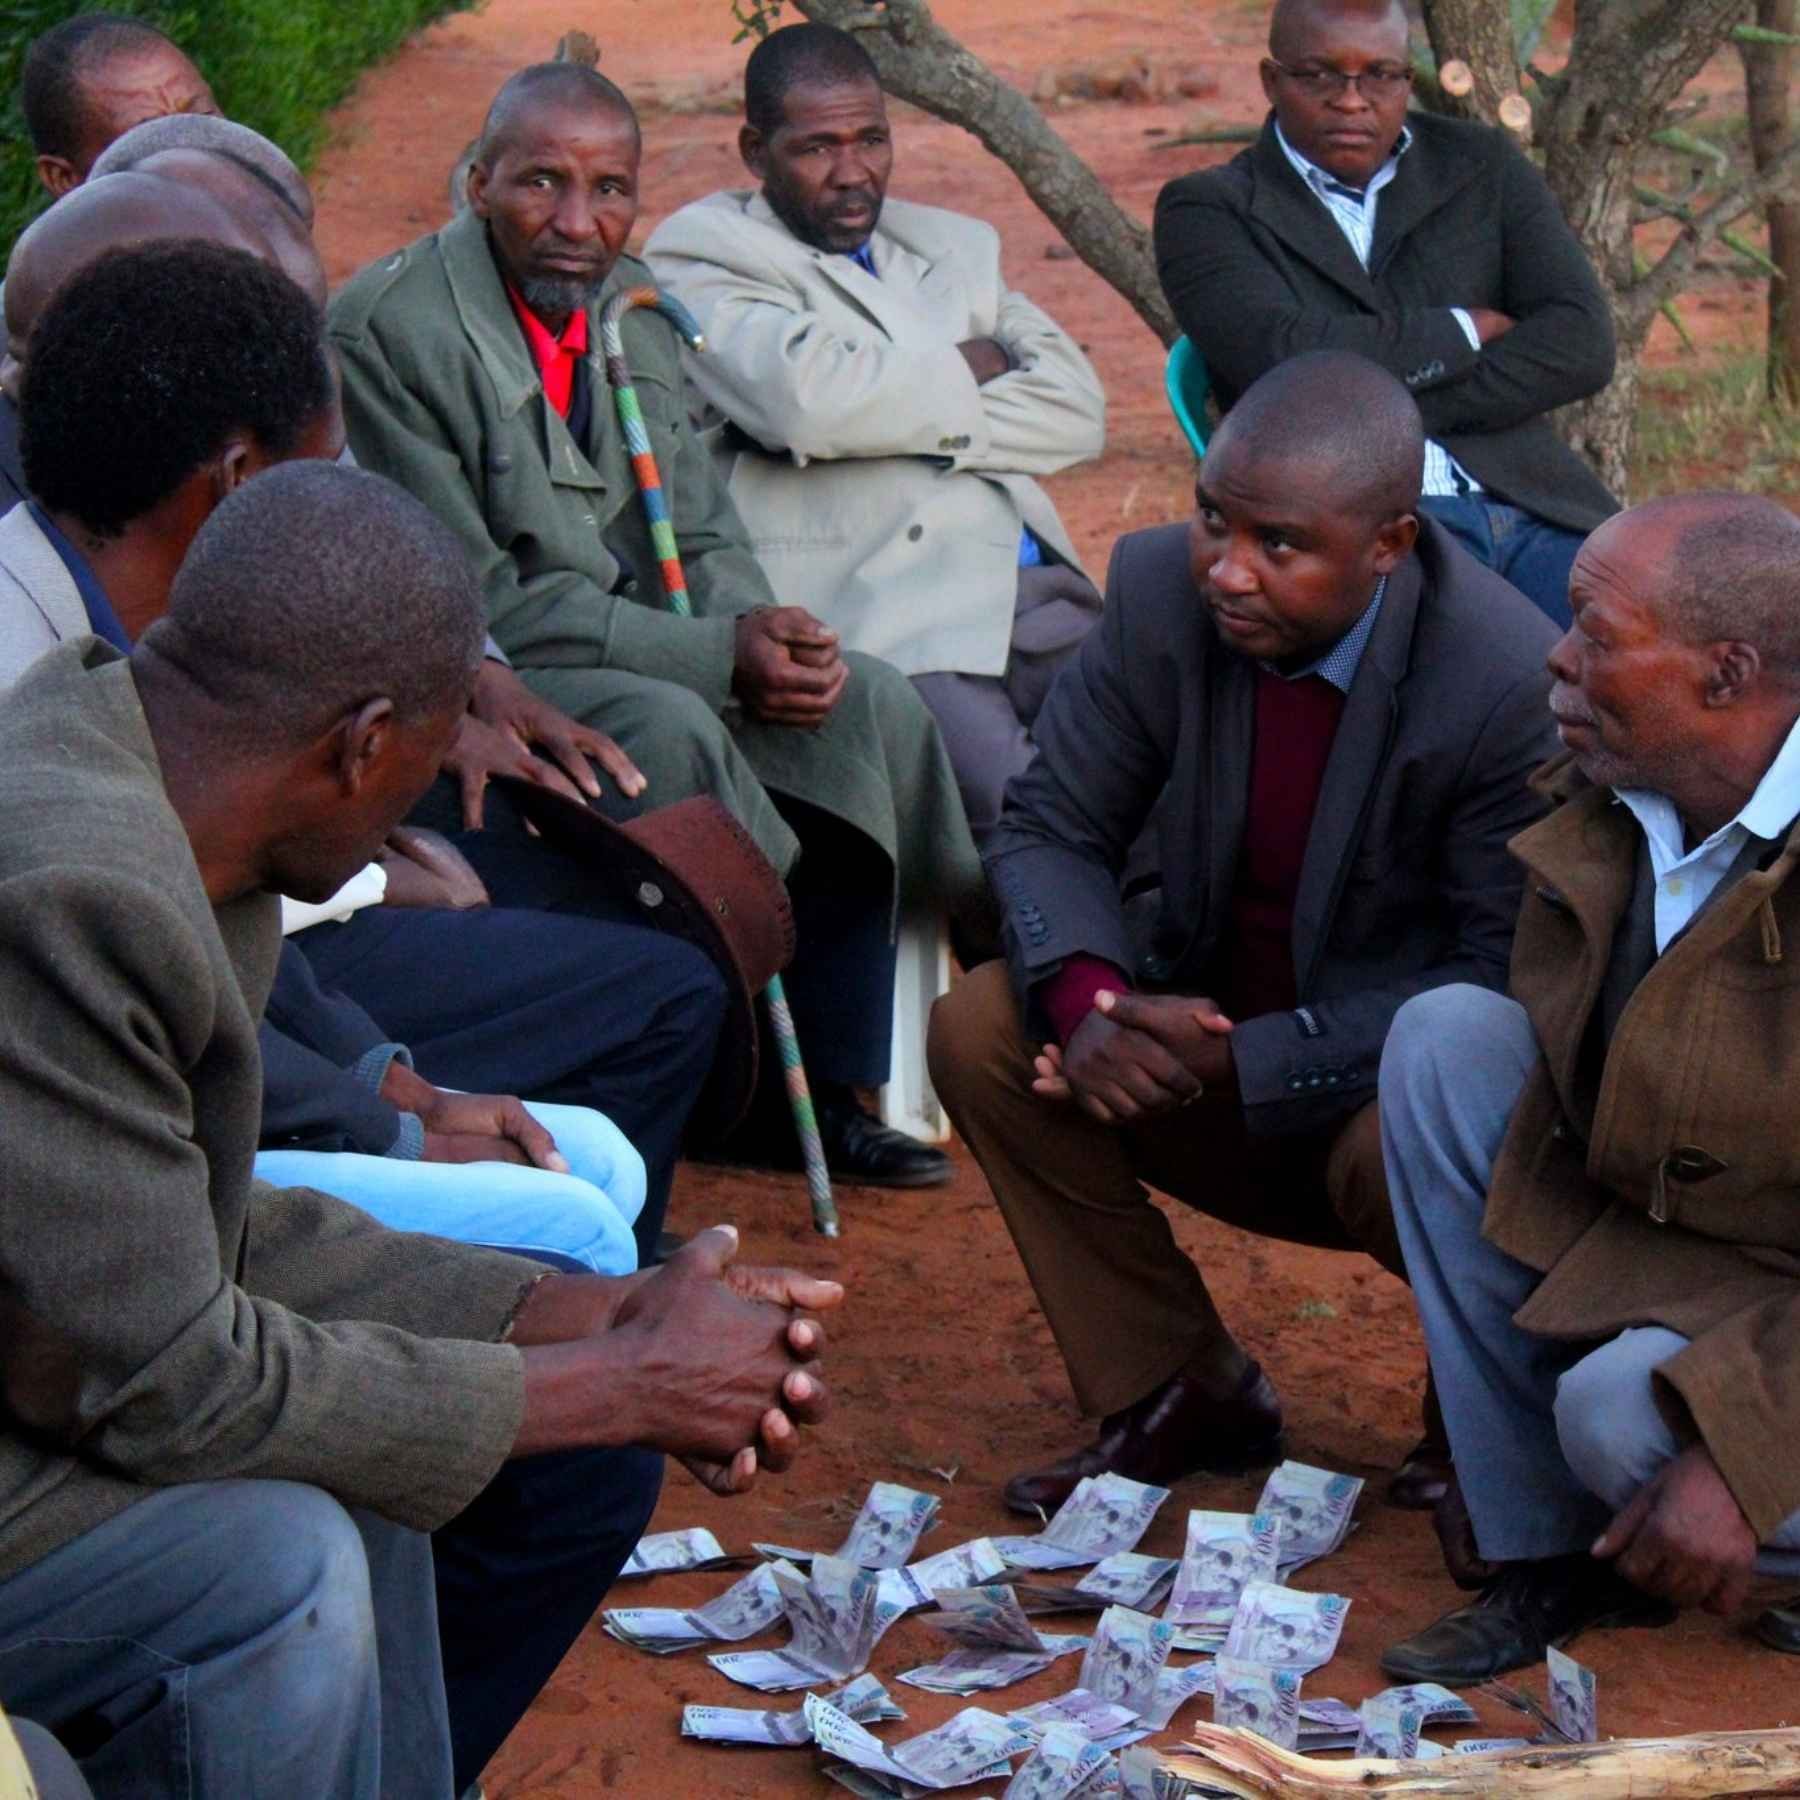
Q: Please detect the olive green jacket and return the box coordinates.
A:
[328,209,980,905]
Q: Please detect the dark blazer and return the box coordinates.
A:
[988,516,1558,1138]
[1154,114,1618,534]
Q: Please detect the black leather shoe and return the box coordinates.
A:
[1756,1599,1800,1654]
[1381,1556,1674,1686]
[1387,1435,1452,1511]
[815,1092,953,1189]
[1004,1359,1283,1515]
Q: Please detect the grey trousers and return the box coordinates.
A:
[1380,982,1800,1571]
[0,1480,453,1800]
[911,560,1102,848]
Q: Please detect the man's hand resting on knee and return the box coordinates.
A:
[1592,1444,1758,1615]
[1033,989,1234,1124]
[379,1060,567,1170]
[733,606,848,727]
[509,1225,843,1495]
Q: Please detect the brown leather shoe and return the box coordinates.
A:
[1004,1359,1283,1516]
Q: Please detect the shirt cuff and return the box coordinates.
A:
[350,1040,414,1097]
[386,1111,427,1161]
[1450,307,1482,351]
[1037,955,1130,1046]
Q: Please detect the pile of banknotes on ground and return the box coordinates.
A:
[607,1464,1598,1796]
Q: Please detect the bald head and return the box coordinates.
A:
[1214,350,1424,520]
[91,111,312,225]
[475,61,639,167]
[1611,493,1800,677]
[1269,0,1407,60]
[4,171,266,373]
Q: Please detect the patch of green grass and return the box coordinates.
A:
[1633,350,1800,499]
[0,0,478,259]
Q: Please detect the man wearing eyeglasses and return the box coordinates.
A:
[1154,0,1617,628]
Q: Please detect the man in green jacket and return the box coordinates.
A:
[331,62,983,1188]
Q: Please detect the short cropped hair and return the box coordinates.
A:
[744,22,881,138]
[21,241,333,538]
[90,113,310,223]
[1268,0,1408,61]
[1650,493,1800,680]
[1215,349,1424,518]
[475,61,639,165]
[20,13,179,159]
[149,461,487,751]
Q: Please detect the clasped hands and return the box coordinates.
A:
[733,605,847,727]
[513,1224,842,1498]
[1033,989,1235,1125]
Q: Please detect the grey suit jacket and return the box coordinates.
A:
[0,501,80,691]
[989,516,1559,1137]
[0,643,534,1580]
[1154,114,1618,533]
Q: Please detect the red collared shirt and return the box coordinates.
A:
[505,283,589,419]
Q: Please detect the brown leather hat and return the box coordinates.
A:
[493,778,793,1134]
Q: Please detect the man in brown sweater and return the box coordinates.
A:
[0,462,837,1799]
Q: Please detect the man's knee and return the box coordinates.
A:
[928,962,1030,1117]
[204,1482,377,1650]
[1381,983,1527,1098]
[1554,1330,1688,1511]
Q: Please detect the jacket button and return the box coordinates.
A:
[907,524,924,542]
[1288,1076,1304,1092]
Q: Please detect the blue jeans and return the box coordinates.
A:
[0,1450,662,1798]
[255,1099,645,1275]
[1380,983,1800,1571]
[1418,495,1584,630]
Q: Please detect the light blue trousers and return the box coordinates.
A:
[255,1100,645,1275]
[1380,982,1800,1571]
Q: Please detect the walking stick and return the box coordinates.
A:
[598,285,840,1238]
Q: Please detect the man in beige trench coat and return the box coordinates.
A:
[1379,490,1800,1684]
[647,22,1106,845]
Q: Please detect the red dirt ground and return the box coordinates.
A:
[305,6,1798,1793]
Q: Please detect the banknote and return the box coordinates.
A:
[600,1560,787,1653]
[1009,1690,1149,1753]
[924,1585,1050,1652]
[680,1672,906,1746]
[1116,1748,1160,1800]
[1222,1581,1351,1672]
[1135,1662,1216,1731]
[1255,1462,1363,1573]
[1296,1696,1361,1751]
[1547,1645,1597,1744]
[1078,1605,1176,1719]
[992,1474,1170,1572]
[1010,1580,1109,1617]
[876,1567,935,1621]
[1453,1737,1533,1753]
[1164,1510,1282,1634]
[1354,1693,1423,1760]
[774,1553,895,1680]
[757,1481,942,1570]
[1002,1723,1111,1800]
[1075,1553,1179,1611]
[912,1538,1010,1594]
[1369,1682,1478,1726]
[1212,1655,1301,1750]
[709,1648,845,1692]
[807,1695,1034,1793]
[896,1635,1086,1696]
[618,1526,737,1578]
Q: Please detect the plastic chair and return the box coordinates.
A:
[877,913,953,1143]
[1164,335,1212,457]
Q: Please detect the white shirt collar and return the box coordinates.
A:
[1274,118,1412,200]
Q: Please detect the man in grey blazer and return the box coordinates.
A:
[1154,0,1617,627]
[0,463,838,1800]
[930,352,1557,1515]
[648,23,1107,845]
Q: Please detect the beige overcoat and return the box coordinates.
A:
[1486,754,1800,1538]
[646,191,1105,680]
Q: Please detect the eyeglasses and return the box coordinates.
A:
[1265,58,1414,101]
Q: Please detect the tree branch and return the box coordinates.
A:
[1627,136,1800,331]
[790,0,1178,343]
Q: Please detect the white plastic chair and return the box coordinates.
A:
[878,913,953,1142]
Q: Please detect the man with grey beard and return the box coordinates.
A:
[1379,492,1800,1683]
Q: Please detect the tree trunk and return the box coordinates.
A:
[1741,0,1800,404]
[1420,0,1523,124]
[1146,1723,1800,1799]
[789,0,1178,344]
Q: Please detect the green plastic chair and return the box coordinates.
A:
[1164,335,1212,457]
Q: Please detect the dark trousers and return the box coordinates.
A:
[295,810,726,1258]
[435,1446,663,1789]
